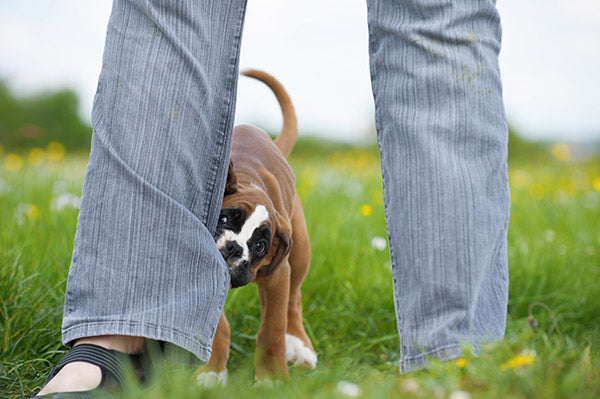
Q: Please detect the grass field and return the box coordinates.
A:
[1,140,599,398]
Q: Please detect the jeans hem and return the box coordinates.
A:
[62,320,212,364]
[399,343,469,374]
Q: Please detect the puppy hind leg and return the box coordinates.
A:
[287,196,311,343]
[285,197,317,369]
[285,290,317,370]
[255,263,291,380]
[195,312,230,387]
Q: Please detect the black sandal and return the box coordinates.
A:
[32,344,145,398]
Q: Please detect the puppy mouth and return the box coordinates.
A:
[230,279,247,289]
[227,259,251,288]
[215,238,252,288]
[225,257,245,268]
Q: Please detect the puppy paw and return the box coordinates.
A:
[196,370,228,388]
[285,334,317,369]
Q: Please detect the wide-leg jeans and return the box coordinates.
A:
[62,0,510,373]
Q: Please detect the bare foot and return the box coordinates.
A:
[37,362,102,395]
[36,335,145,396]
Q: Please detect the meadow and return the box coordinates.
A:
[0,139,599,398]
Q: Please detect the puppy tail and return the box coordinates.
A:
[241,69,297,158]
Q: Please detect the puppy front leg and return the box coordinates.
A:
[195,311,230,386]
[255,262,291,380]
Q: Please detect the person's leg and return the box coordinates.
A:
[39,0,248,394]
[366,0,510,373]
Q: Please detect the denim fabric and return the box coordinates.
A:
[62,0,509,371]
[61,0,248,362]
[367,0,510,372]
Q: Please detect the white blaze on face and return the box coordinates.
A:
[216,205,269,265]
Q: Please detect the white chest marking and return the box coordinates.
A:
[217,205,269,263]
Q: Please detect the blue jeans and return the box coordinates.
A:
[62,0,509,373]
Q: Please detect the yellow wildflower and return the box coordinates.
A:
[28,147,46,166]
[46,141,66,161]
[455,357,467,368]
[350,152,368,170]
[551,143,571,162]
[297,187,307,201]
[593,177,600,192]
[26,204,40,220]
[509,169,531,189]
[360,204,373,216]
[529,183,545,200]
[558,181,577,198]
[500,353,535,371]
[300,167,319,188]
[4,153,24,172]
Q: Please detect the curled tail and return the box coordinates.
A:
[241,69,297,158]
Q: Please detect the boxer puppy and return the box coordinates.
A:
[196,69,317,385]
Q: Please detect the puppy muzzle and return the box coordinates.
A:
[229,260,251,288]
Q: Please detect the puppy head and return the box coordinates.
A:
[215,163,291,288]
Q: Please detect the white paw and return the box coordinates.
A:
[285,334,318,369]
[196,370,228,388]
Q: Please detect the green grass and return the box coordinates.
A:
[1,143,599,398]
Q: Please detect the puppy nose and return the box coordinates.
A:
[225,241,243,259]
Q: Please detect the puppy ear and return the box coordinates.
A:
[256,214,292,278]
[225,160,237,195]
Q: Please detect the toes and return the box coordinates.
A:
[285,334,317,369]
[196,370,228,388]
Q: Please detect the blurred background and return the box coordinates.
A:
[0,0,599,153]
[3,4,600,398]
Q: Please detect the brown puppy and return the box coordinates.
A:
[196,69,316,385]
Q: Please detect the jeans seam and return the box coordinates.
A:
[202,0,248,232]
[366,1,406,356]
[400,342,465,362]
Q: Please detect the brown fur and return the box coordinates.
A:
[197,70,314,380]
[241,69,297,158]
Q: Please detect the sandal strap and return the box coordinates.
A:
[47,344,129,388]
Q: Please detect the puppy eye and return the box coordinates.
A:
[219,215,228,225]
[255,241,267,255]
